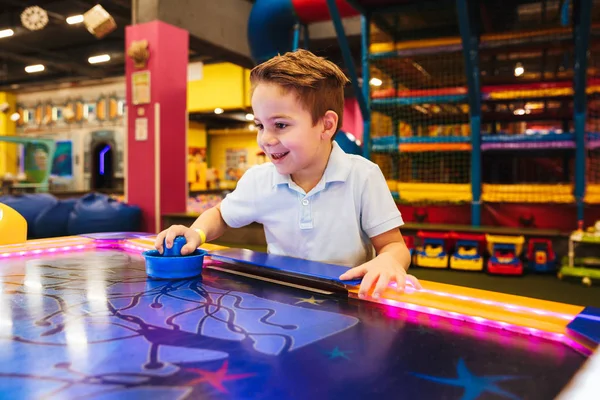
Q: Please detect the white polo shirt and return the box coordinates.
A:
[219,142,404,267]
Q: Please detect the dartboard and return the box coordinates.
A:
[21,6,49,31]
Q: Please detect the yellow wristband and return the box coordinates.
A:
[194,228,207,245]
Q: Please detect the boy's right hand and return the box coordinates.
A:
[154,225,204,255]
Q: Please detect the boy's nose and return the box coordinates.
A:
[261,131,279,146]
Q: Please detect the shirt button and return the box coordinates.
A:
[302,199,309,206]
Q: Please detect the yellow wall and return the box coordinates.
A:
[244,69,252,106]
[0,92,17,177]
[188,121,207,148]
[187,122,208,191]
[188,63,252,113]
[208,129,261,185]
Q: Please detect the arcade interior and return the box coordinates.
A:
[1,0,599,303]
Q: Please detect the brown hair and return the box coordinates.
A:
[250,49,350,132]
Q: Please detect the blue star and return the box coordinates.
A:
[412,359,521,400]
[325,346,352,360]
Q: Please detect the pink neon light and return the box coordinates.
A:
[0,243,93,258]
[376,296,591,355]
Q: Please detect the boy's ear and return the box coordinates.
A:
[321,110,338,140]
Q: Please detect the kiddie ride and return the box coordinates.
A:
[527,238,556,273]
[485,234,525,275]
[559,221,600,287]
[448,232,486,271]
[414,231,451,268]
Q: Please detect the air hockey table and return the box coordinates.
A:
[0,232,598,400]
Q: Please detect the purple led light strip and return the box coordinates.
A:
[1,244,94,258]
[377,296,591,355]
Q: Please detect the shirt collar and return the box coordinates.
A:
[272,141,352,188]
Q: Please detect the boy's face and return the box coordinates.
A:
[252,83,336,180]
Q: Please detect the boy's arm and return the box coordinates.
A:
[157,166,259,254]
[155,204,230,255]
[190,204,229,242]
[370,229,411,272]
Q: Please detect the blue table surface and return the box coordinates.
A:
[208,248,363,287]
[568,306,600,345]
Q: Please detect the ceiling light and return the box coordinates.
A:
[245,113,254,121]
[88,54,110,64]
[214,108,224,114]
[21,6,48,31]
[66,15,84,25]
[10,113,20,122]
[369,77,383,86]
[514,63,524,77]
[0,29,14,39]
[25,64,45,73]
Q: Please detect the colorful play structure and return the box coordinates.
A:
[247,0,600,232]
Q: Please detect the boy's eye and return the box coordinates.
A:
[275,123,287,129]
[255,123,264,130]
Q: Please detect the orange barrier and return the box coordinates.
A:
[399,143,472,152]
[372,80,600,101]
[351,280,583,337]
[371,24,600,53]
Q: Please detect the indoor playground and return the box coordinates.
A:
[0,1,600,399]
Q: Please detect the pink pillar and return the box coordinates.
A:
[125,21,188,233]
[341,97,363,142]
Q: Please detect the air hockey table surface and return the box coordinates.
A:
[0,232,598,400]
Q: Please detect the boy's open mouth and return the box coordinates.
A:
[270,151,289,160]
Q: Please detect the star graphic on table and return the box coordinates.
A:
[295,296,326,305]
[186,360,255,393]
[412,358,521,400]
[325,346,352,360]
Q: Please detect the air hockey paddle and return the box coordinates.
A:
[143,236,207,279]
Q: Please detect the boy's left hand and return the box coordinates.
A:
[339,253,422,299]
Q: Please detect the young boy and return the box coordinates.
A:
[155,49,421,299]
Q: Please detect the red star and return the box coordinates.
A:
[186,360,255,393]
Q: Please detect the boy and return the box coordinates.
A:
[155,49,421,299]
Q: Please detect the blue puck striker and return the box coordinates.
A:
[143,236,207,279]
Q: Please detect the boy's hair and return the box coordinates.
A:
[250,49,350,132]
